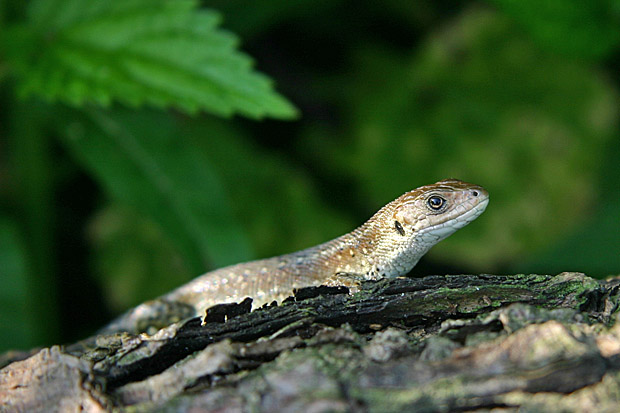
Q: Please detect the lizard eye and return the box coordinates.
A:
[427,196,445,210]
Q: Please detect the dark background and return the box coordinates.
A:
[1,0,619,352]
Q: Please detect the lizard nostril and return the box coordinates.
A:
[472,190,479,197]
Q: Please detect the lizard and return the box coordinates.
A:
[101,179,489,334]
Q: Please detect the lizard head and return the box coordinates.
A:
[367,179,489,278]
[393,179,489,241]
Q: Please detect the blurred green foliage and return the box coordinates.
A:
[1,0,619,352]
[301,8,618,268]
[0,218,35,350]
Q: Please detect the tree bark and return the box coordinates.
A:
[2,272,620,412]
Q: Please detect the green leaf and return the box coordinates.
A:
[58,107,253,275]
[0,217,36,351]
[9,0,297,119]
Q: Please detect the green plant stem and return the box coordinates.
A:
[11,101,59,345]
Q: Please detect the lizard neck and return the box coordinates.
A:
[310,202,421,280]
[349,203,425,280]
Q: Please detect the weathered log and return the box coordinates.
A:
[2,272,620,412]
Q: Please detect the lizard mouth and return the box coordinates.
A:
[458,197,489,224]
[422,197,489,238]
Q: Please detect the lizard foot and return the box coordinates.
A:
[323,272,364,294]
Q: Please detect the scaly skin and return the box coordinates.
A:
[102,179,489,333]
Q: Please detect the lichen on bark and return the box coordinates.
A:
[1,272,619,412]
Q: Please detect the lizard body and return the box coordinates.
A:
[103,179,488,333]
